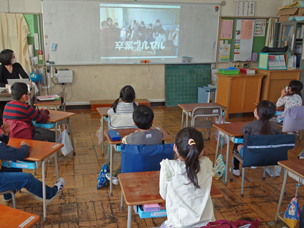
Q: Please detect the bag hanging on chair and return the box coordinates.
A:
[57,125,73,156]
[214,138,226,180]
[97,146,110,189]
[284,183,301,228]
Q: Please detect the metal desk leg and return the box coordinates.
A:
[185,111,189,127]
[54,153,59,179]
[42,160,47,221]
[109,145,113,196]
[55,122,58,143]
[224,134,230,185]
[102,116,105,155]
[68,118,75,155]
[275,169,288,221]
[181,110,185,129]
[214,132,221,163]
[127,205,132,228]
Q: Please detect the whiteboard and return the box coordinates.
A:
[42,1,220,65]
[233,19,255,61]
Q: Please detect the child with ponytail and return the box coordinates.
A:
[159,127,214,228]
[232,100,282,176]
[107,85,137,115]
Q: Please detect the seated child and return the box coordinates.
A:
[106,105,163,184]
[0,116,64,201]
[275,80,303,123]
[232,100,282,176]
[107,85,137,115]
[159,127,214,228]
[3,82,55,142]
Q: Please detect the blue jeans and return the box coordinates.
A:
[0,171,57,199]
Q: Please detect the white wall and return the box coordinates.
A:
[0,0,286,104]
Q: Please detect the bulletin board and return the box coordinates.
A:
[219,18,268,62]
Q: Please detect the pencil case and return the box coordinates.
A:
[143,203,160,212]
[1,160,38,169]
[138,205,166,218]
[108,130,121,140]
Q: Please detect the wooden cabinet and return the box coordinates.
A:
[215,73,265,117]
[254,68,301,103]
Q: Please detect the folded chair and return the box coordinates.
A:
[231,134,295,197]
[191,106,223,140]
[119,143,174,210]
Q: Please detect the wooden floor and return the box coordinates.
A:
[1,106,303,228]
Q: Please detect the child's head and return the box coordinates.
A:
[255,100,276,135]
[11,82,28,101]
[288,80,303,96]
[112,85,137,113]
[133,105,154,130]
[174,127,204,189]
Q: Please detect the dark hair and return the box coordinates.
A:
[156,19,160,23]
[175,127,204,189]
[11,82,28,100]
[101,21,107,28]
[0,113,3,126]
[112,85,137,113]
[288,80,303,96]
[0,49,13,65]
[133,105,154,130]
[256,100,276,135]
[107,17,113,23]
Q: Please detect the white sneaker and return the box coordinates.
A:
[229,168,240,176]
[53,178,65,194]
[105,173,119,185]
[251,166,257,169]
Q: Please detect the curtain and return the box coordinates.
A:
[265,18,279,48]
[0,13,31,74]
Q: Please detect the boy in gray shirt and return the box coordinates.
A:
[108,105,163,182]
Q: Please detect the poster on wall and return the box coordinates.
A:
[219,44,230,62]
[254,19,266,37]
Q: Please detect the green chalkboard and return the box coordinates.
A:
[220,18,268,62]
[24,14,43,65]
[165,64,211,107]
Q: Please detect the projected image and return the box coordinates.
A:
[99,4,180,59]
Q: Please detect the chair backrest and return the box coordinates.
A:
[282,106,304,132]
[3,120,32,140]
[242,135,295,167]
[121,143,174,173]
[191,106,222,127]
[108,113,136,130]
[59,92,67,112]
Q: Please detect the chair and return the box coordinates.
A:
[108,113,136,130]
[0,190,16,208]
[191,106,223,140]
[120,143,174,210]
[58,92,67,112]
[282,106,304,141]
[231,134,295,197]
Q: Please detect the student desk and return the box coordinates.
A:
[33,98,62,110]
[118,170,223,228]
[213,122,247,185]
[105,128,171,197]
[48,110,75,155]
[178,103,227,128]
[0,204,40,228]
[7,138,63,221]
[275,159,304,223]
[97,107,109,155]
[91,99,150,112]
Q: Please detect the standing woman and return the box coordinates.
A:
[0,49,29,87]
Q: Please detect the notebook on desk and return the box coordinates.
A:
[36,94,60,101]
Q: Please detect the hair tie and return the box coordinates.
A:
[188,139,196,146]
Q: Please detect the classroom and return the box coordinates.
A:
[1,0,304,227]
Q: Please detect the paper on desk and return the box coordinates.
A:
[37,94,60,101]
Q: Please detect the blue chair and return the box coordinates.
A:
[120,143,174,210]
[231,134,295,197]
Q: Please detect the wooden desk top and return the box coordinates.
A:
[118,171,222,206]
[97,107,109,117]
[0,204,39,228]
[0,90,11,97]
[8,138,63,162]
[278,159,304,179]
[105,127,171,145]
[213,122,248,137]
[215,72,266,78]
[178,103,228,112]
[33,98,61,106]
[48,110,75,122]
